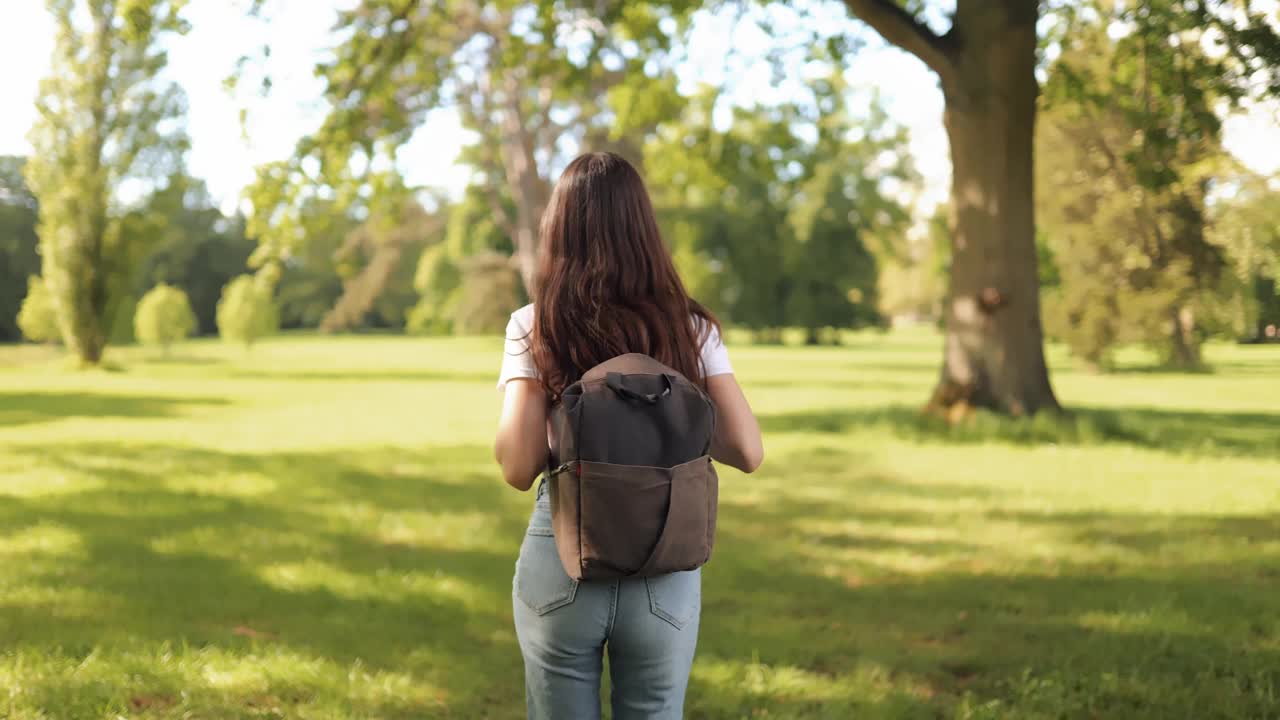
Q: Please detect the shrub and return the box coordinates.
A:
[451,252,523,335]
[16,276,60,344]
[134,283,195,354]
[217,275,278,348]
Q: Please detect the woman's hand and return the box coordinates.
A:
[494,378,550,491]
[706,374,764,474]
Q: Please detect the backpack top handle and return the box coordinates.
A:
[604,372,673,404]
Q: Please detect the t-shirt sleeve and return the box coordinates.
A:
[497,308,538,391]
[700,323,733,378]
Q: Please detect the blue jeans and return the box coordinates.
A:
[512,483,701,719]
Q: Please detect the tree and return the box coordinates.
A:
[0,157,42,343]
[267,197,356,330]
[217,275,278,348]
[406,244,462,335]
[17,277,61,344]
[645,74,912,342]
[837,0,1057,414]
[239,0,690,295]
[839,0,1280,414]
[1208,168,1280,342]
[644,92,799,340]
[320,184,443,333]
[406,185,519,335]
[24,0,189,365]
[451,251,526,334]
[133,283,195,354]
[785,75,914,342]
[1037,9,1227,370]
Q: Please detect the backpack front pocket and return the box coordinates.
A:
[563,456,716,580]
[515,530,578,615]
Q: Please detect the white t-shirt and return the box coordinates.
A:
[497,303,733,390]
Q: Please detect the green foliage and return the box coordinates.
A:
[25,0,189,365]
[1038,7,1227,370]
[646,74,912,340]
[16,276,61,344]
[216,275,278,348]
[133,283,195,353]
[406,186,523,337]
[646,98,790,333]
[784,76,908,339]
[878,206,949,323]
[407,244,523,336]
[133,174,255,335]
[1207,168,1280,341]
[0,156,41,343]
[406,244,461,336]
[451,251,525,335]
[270,198,356,330]
[321,186,443,333]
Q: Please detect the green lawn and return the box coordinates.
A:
[1,331,1278,719]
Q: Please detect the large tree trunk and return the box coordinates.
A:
[929,4,1060,417]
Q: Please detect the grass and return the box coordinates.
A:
[1,329,1278,719]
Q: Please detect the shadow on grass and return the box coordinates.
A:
[0,442,529,717]
[132,354,228,366]
[843,360,941,374]
[0,392,229,429]
[689,453,1280,718]
[227,368,497,384]
[750,377,927,392]
[759,404,1280,458]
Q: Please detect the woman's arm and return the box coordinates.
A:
[494,378,550,491]
[706,374,764,474]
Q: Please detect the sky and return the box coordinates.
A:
[2,0,1278,218]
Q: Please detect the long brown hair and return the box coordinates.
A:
[531,152,719,400]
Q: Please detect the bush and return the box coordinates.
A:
[406,245,461,336]
[451,252,523,335]
[406,248,523,336]
[16,276,60,344]
[217,275,278,348]
[134,284,195,354]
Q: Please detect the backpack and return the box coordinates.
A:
[543,353,718,581]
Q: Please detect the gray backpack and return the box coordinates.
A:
[544,353,718,581]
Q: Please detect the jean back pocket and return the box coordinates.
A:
[515,528,579,615]
[645,569,701,630]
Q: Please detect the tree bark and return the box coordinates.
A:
[61,1,113,366]
[1168,304,1201,368]
[499,74,551,295]
[932,4,1060,416]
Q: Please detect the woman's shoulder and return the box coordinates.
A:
[508,303,535,334]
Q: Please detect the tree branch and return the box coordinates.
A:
[842,0,956,82]
[457,73,518,239]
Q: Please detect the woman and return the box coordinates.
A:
[494,151,764,719]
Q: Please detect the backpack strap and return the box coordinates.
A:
[703,389,717,457]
